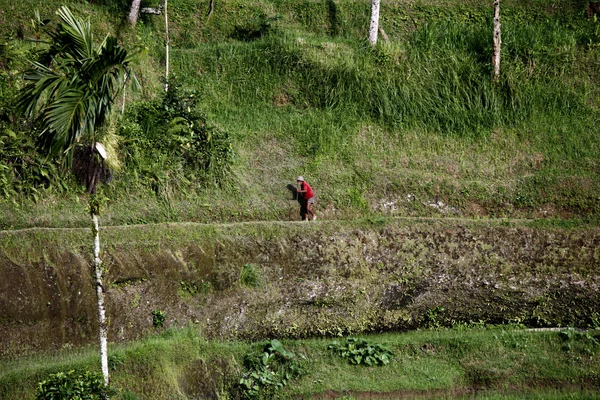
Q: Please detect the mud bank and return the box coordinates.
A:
[1,219,598,357]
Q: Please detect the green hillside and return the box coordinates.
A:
[1,2,600,397]
[1,0,599,229]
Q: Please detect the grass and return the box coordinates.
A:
[239,263,263,288]
[1,326,599,399]
[1,0,599,228]
[0,1,599,396]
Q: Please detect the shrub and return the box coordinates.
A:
[328,337,393,366]
[238,339,305,398]
[0,127,65,200]
[152,310,166,328]
[120,77,234,189]
[35,370,111,400]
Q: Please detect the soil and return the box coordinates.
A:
[1,218,599,358]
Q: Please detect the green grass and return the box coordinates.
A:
[239,263,263,288]
[1,326,599,399]
[1,4,599,399]
[1,0,599,228]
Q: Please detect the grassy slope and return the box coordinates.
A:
[1,2,600,398]
[1,326,599,399]
[1,217,599,398]
[0,0,599,228]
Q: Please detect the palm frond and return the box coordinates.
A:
[128,71,142,93]
[54,6,94,60]
[17,63,66,118]
[41,88,87,155]
[18,6,140,173]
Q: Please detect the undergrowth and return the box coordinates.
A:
[0,0,599,227]
[237,339,305,398]
[1,326,599,399]
[328,337,393,366]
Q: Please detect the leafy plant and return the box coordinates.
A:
[151,310,166,328]
[328,337,393,366]
[178,280,212,297]
[424,306,446,328]
[238,339,305,398]
[559,328,600,354]
[108,353,124,371]
[120,76,234,189]
[35,369,113,400]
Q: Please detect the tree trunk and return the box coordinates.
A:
[164,0,170,91]
[378,26,389,42]
[128,0,142,26]
[92,213,109,385]
[207,0,215,19]
[121,72,128,114]
[368,0,381,45]
[492,0,501,81]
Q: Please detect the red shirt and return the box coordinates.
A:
[301,182,314,199]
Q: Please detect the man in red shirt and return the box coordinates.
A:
[296,176,316,221]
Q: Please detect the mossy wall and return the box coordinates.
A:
[1,219,599,357]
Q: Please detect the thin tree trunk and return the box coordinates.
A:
[207,0,215,19]
[378,26,389,42]
[368,0,381,45]
[92,213,109,385]
[164,0,170,91]
[121,71,129,114]
[492,0,501,81]
[128,0,142,26]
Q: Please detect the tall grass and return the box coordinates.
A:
[165,9,599,218]
[1,0,599,228]
[178,15,597,148]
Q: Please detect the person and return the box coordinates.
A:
[286,183,307,220]
[296,176,316,221]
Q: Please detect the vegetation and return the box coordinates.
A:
[1,326,600,399]
[239,263,263,288]
[238,339,305,398]
[151,310,167,328]
[0,0,599,228]
[328,337,393,366]
[1,0,599,398]
[35,370,112,400]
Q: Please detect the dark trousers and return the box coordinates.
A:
[299,199,308,220]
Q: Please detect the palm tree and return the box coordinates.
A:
[17,6,138,385]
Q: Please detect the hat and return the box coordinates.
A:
[296,176,304,182]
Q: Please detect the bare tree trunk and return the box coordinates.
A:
[92,213,109,385]
[207,0,215,19]
[128,0,142,26]
[368,0,381,45]
[164,0,170,91]
[492,0,501,81]
[378,26,389,42]
[121,71,129,114]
